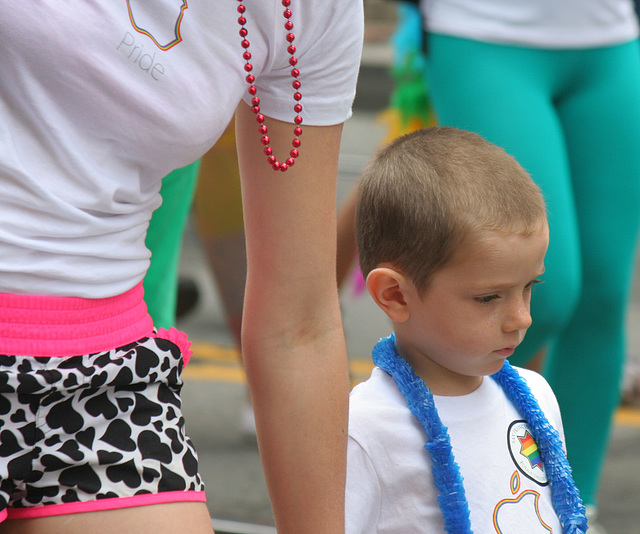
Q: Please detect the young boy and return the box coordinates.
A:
[346,127,587,533]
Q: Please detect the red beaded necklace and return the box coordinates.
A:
[236,0,302,172]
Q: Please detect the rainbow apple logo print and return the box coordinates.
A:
[493,472,554,533]
[126,0,189,50]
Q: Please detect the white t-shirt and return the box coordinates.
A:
[346,367,566,533]
[0,1,363,298]
[423,0,639,48]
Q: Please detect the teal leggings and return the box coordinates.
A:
[425,34,640,506]
[143,160,201,329]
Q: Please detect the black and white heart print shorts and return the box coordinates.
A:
[0,334,206,521]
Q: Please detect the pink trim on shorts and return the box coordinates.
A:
[4,491,207,521]
[0,282,154,357]
[151,327,194,365]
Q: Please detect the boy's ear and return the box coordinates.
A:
[366,265,411,323]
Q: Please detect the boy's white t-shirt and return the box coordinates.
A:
[423,0,639,48]
[0,1,363,298]
[346,367,565,533]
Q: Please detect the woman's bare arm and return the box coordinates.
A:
[235,101,350,533]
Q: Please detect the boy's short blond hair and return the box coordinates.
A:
[356,126,546,293]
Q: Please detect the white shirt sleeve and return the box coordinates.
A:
[346,435,382,534]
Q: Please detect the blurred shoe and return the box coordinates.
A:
[585,505,608,534]
[621,359,640,407]
[240,400,257,441]
[176,278,200,319]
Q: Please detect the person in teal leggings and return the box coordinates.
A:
[143,160,201,329]
[143,121,247,337]
[424,33,640,509]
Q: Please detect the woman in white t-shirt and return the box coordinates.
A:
[0,2,363,532]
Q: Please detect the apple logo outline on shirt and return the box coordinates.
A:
[126,0,189,50]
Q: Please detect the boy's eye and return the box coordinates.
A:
[525,279,543,291]
[475,294,499,304]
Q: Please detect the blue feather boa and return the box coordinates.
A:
[372,334,588,534]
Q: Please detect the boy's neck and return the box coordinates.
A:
[394,336,484,396]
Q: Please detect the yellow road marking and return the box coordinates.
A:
[185,342,640,428]
[183,350,375,385]
[615,407,640,428]
[350,359,376,377]
[190,341,241,363]
[183,364,246,383]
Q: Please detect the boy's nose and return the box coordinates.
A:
[503,300,532,332]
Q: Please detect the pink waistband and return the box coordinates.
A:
[0,282,154,357]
